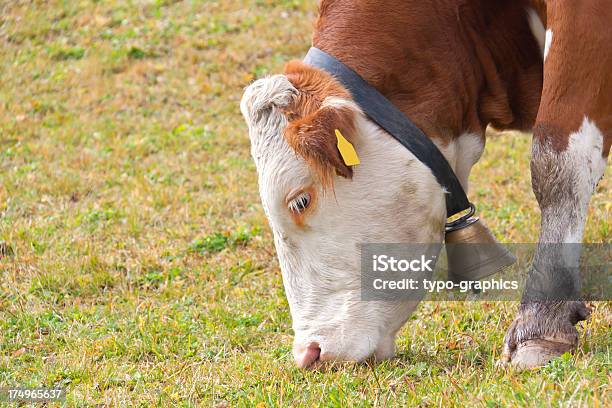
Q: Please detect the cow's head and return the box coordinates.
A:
[240,61,446,368]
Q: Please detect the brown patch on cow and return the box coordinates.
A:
[285,104,356,188]
[312,0,543,143]
[282,60,356,188]
[534,0,612,157]
[283,60,351,120]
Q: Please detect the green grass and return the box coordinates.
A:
[0,0,610,406]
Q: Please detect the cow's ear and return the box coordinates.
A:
[284,103,357,187]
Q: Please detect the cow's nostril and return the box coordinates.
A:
[295,343,321,369]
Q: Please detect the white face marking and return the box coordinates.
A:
[526,7,546,55]
[241,76,447,364]
[544,29,553,62]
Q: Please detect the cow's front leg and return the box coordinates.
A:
[500,117,608,368]
[499,2,610,368]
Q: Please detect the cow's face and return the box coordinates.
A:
[240,62,446,368]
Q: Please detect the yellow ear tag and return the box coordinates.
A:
[335,129,360,166]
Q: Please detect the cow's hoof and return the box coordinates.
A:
[503,338,575,369]
[498,301,590,370]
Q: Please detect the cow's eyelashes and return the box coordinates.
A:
[288,192,311,214]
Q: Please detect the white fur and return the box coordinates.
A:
[241,76,448,364]
[559,117,607,243]
[526,7,546,56]
[530,116,607,285]
[544,29,553,62]
[436,132,485,193]
[321,95,360,111]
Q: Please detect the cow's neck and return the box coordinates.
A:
[313,0,543,161]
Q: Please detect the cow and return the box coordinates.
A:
[240,0,610,369]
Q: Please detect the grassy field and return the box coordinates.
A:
[0,0,610,406]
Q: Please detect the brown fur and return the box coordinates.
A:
[283,60,357,186]
[283,60,351,120]
[533,0,612,155]
[312,0,543,142]
[285,104,356,186]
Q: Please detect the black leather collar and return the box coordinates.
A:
[303,47,470,218]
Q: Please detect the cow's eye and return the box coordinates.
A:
[288,191,311,214]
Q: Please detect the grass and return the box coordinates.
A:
[0,0,610,406]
